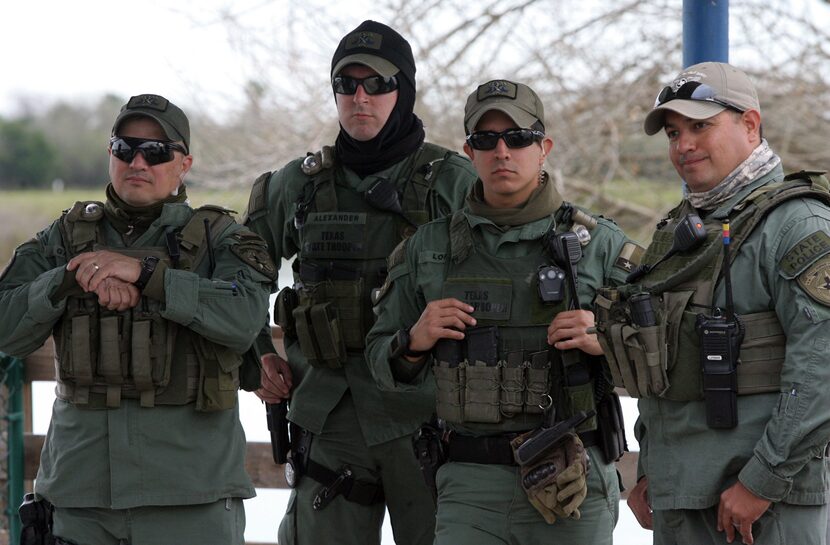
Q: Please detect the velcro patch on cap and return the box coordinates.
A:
[477,80,518,101]
[780,231,830,278]
[126,94,169,111]
[345,31,383,50]
[797,255,830,306]
[614,242,645,273]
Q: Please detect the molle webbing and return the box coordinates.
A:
[54,206,236,408]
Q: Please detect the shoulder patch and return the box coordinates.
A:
[244,171,272,223]
[797,255,830,306]
[780,231,830,277]
[614,242,645,273]
[229,231,278,281]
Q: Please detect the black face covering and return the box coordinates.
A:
[331,20,425,177]
[334,75,425,177]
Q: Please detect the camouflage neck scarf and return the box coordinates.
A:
[466,171,563,227]
[104,183,188,235]
[686,139,780,210]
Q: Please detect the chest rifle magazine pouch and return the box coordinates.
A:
[500,350,525,417]
[462,326,501,423]
[525,350,552,414]
[432,338,465,423]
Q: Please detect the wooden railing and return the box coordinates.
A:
[12,331,639,544]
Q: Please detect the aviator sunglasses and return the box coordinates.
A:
[654,81,745,112]
[466,128,545,151]
[110,136,188,166]
[332,75,399,95]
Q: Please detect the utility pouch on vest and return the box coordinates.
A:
[433,338,464,422]
[500,351,525,417]
[595,289,669,398]
[596,391,627,463]
[275,286,298,339]
[193,337,241,412]
[292,302,347,368]
[696,312,743,429]
[525,351,552,414]
[463,326,501,423]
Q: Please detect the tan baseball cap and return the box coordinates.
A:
[644,62,760,135]
[464,80,545,134]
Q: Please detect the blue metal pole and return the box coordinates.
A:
[683,0,729,67]
[2,353,23,545]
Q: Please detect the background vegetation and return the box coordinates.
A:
[1,0,828,260]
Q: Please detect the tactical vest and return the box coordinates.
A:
[432,210,600,433]
[268,143,459,368]
[595,171,830,400]
[52,200,242,411]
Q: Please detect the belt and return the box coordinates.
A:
[446,429,600,465]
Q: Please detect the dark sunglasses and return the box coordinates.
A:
[654,81,744,112]
[110,136,188,166]
[332,75,399,95]
[466,128,545,151]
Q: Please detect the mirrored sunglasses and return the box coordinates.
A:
[109,136,187,166]
[654,81,744,112]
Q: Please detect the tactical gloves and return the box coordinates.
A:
[511,431,590,524]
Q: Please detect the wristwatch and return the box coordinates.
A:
[134,256,160,291]
[389,329,427,359]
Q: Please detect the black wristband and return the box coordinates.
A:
[389,329,428,359]
[134,256,160,292]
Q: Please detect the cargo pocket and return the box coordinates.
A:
[194,337,241,412]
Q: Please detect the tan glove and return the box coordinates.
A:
[511,431,590,524]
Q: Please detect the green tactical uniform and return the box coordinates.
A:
[365,180,641,545]
[0,194,274,544]
[597,165,830,544]
[244,143,476,544]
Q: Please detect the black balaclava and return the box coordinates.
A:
[331,20,425,177]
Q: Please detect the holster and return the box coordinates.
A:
[596,391,627,463]
[19,493,54,545]
[411,420,447,505]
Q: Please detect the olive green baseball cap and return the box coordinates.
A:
[644,62,760,135]
[112,94,190,152]
[464,80,545,134]
[330,21,416,88]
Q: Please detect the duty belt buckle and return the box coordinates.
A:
[313,466,352,511]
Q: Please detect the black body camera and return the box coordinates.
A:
[537,265,566,303]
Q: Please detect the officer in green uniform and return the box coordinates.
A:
[365,80,643,545]
[244,21,476,545]
[0,94,275,545]
[595,62,830,545]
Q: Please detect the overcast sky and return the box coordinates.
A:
[0,0,363,117]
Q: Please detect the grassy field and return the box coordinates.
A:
[0,179,682,265]
[0,187,253,264]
